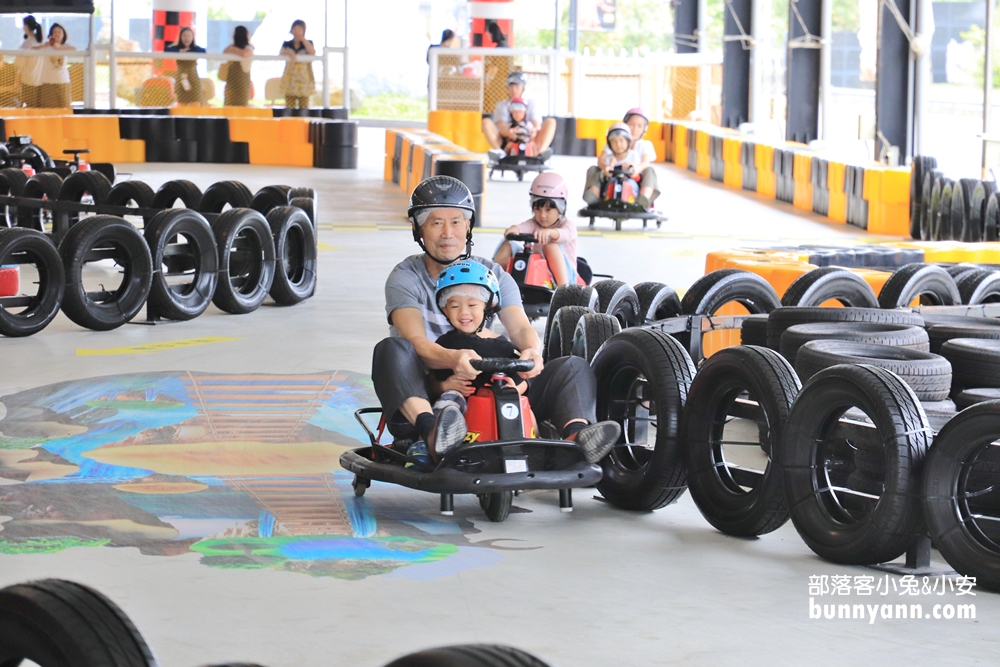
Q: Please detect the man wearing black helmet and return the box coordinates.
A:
[482,71,557,161]
[371,175,620,463]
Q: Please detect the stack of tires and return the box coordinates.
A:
[310,120,359,169]
[0,179,318,337]
[911,153,999,241]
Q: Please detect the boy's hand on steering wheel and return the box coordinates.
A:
[452,349,481,381]
[518,348,544,379]
[442,375,475,397]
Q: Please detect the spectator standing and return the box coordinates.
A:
[279,20,315,109]
[223,26,254,107]
[34,23,74,108]
[16,15,43,108]
[165,27,206,106]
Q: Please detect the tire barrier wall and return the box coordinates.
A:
[0,110,356,169]
[0,179,318,336]
[384,128,489,221]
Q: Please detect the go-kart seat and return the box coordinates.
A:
[576,258,593,285]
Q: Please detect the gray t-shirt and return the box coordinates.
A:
[385,254,523,340]
[493,98,541,127]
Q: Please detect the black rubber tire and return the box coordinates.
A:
[950,178,974,241]
[0,167,27,225]
[766,306,924,350]
[591,329,696,511]
[0,578,157,667]
[570,311,621,362]
[543,284,598,361]
[547,305,593,360]
[287,186,317,201]
[0,228,64,337]
[250,184,292,216]
[60,215,152,331]
[923,402,1000,592]
[199,180,253,214]
[211,208,276,314]
[266,206,317,305]
[58,170,113,224]
[877,263,961,308]
[782,364,931,564]
[986,192,1000,241]
[106,180,155,225]
[927,321,1000,354]
[151,179,202,210]
[740,314,769,347]
[909,158,925,239]
[919,170,934,240]
[781,267,879,308]
[954,387,1000,410]
[683,346,800,536]
[593,279,640,328]
[966,180,992,242]
[794,340,952,401]
[383,644,551,667]
[17,172,62,231]
[940,338,1000,389]
[928,177,944,240]
[938,180,955,240]
[143,209,218,321]
[288,196,317,228]
[634,281,681,323]
[944,263,982,283]
[779,322,929,365]
[957,268,1000,305]
[478,491,513,522]
[681,269,781,316]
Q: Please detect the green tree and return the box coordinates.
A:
[515,0,676,52]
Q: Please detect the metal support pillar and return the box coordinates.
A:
[785,0,822,143]
[675,0,699,53]
[875,0,915,163]
[721,0,753,127]
[568,0,578,52]
[749,0,769,123]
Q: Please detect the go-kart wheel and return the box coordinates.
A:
[593,280,640,328]
[353,475,369,497]
[547,306,593,360]
[479,491,513,522]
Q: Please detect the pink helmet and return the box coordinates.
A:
[607,122,632,142]
[624,108,648,124]
[530,172,569,199]
[529,172,568,215]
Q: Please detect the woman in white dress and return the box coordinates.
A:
[15,15,43,107]
[34,23,74,108]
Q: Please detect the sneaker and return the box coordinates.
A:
[488,149,506,163]
[429,404,467,458]
[405,441,433,469]
[433,390,467,416]
[538,147,553,161]
[636,194,650,210]
[575,421,621,464]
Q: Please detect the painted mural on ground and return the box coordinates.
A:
[0,371,504,580]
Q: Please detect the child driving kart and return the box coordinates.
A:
[583,109,660,210]
[493,172,577,286]
[406,259,617,467]
[503,98,537,156]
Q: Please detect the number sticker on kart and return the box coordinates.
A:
[500,403,520,420]
[504,458,528,473]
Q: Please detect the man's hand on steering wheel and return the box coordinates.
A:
[518,348,544,379]
[452,349,482,381]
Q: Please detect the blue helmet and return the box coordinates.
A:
[435,260,501,314]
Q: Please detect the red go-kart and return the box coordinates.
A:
[342,358,603,522]
[503,232,593,320]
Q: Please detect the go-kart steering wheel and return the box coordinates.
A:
[470,357,535,373]
[505,233,537,243]
[611,165,636,178]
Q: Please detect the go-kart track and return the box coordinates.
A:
[2,128,999,667]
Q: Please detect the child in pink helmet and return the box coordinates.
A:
[494,172,577,286]
[583,108,660,209]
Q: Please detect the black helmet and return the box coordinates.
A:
[506,71,527,87]
[408,175,476,262]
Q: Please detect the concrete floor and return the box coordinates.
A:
[1,129,996,667]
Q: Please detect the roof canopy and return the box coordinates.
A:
[0,0,94,14]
